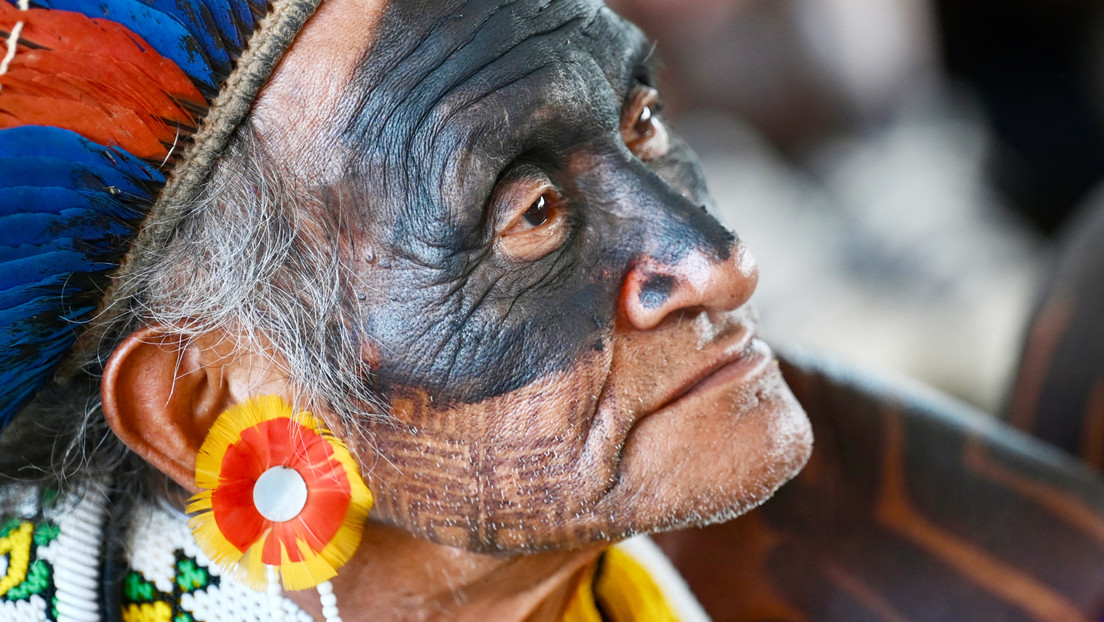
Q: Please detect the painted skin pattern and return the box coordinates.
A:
[294,0,800,557]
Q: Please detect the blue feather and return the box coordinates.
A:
[0,0,276,427]
[228,0,257,37]
[244,0,266,20]
[0,127,160,428]
[0,156,160,203]
[0,272,91,310]
[132,0,234,69]
[0,246,114,427]
[0,231,133,263]
[0,294,102,328]
[0,248,112,292]
[196,0,246,49]
[0,127,166,187]
[0,295,95,426]
[0,293,99,328]
[0,208,136,247]
[0,186,145,220]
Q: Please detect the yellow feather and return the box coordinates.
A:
[186,394,374,591]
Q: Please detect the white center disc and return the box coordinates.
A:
[253,466,308,522]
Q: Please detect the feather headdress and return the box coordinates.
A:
[0,0,321,427]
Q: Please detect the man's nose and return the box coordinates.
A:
[620,242,759,330]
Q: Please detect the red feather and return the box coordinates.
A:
[2,63,198,149]
[15,50,200,127]
[0,4,207,160]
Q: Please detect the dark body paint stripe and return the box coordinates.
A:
[1006,202,1104,471]
[654,353,1104,621]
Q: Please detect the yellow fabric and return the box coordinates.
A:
[562,547,681,622]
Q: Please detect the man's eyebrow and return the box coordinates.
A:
[630,37,663,87]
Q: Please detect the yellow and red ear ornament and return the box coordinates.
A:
[186,395,373,592]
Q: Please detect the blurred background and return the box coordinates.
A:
[607,0,1104,412]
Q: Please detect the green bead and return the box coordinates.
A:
[124,571,156,602]
[175,557,210,592]
[0,516,21,538]
[32,522,60,546]
[4,559,51,600]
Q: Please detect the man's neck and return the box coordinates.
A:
[286,522,606,622]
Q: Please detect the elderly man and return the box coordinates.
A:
[2,1,1104,620]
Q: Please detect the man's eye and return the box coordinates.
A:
[634,105,655,137]
[524,195,550,227]
[494,179,569,261]
[621,86,669,161]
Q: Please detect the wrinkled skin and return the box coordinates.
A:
[254,0,812,553]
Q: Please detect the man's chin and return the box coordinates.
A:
[605,361,813,536]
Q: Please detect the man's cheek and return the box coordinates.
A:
[358,352,614,550]
[365,258,619,404]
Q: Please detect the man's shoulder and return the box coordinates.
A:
[655,352,1104,621]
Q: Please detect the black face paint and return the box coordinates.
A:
[638,274,676,310]
[334,0,735,404]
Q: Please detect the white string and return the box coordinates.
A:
[0,0,29,87]
[317,580,342,622]
[267,565,284,620]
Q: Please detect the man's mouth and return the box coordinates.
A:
[654,327,773,414]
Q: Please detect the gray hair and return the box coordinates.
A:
[0,122,385,496]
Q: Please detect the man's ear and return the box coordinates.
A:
[101,327,237,492]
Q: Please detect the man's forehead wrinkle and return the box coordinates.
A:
[344,0,595,144]
[402,40,625,193]
[402,62,555,224]
[338,1,634,186]
[417,59,556,163]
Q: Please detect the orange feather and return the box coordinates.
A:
[2,64,196,147]
[13,50,200,127]
[0,93,169,160]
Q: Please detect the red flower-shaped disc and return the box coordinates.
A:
[187,395,372,590]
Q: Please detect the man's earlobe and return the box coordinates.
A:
[101,327,236,492]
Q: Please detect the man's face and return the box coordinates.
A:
[259,0,811,552]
